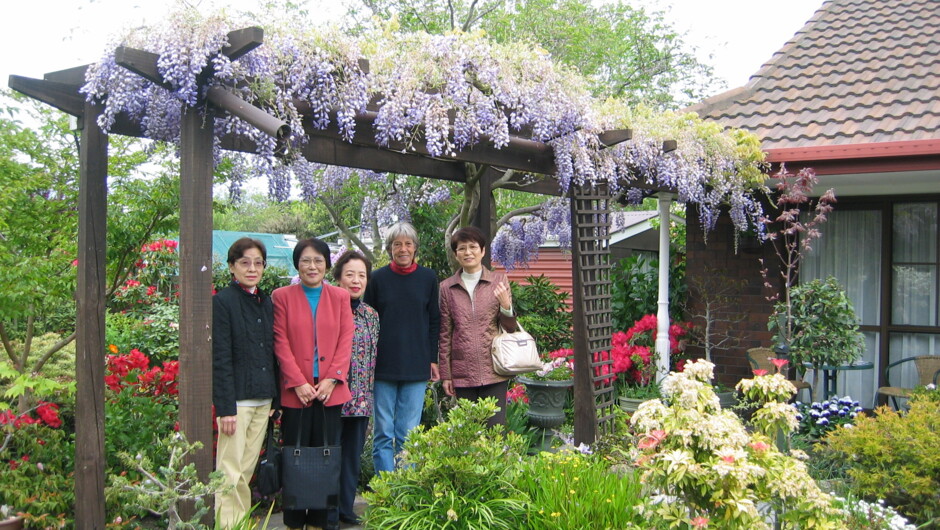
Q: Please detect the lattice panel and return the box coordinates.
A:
[570,184,617,438]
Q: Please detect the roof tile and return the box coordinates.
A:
[689,0,940,149]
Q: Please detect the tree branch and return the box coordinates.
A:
[32,331,77,374]
[0,322,15,364]
[496,204,543,230]
[321,199,375,262]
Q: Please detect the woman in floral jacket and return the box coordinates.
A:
[332,251,380,526]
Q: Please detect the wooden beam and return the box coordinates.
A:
[178,106,215,523]
[299,127,466,182]
[44,64,90,85]
[113,46,170,89]
[220,27,264,60]
[599,129,632,147]
[7,75,85,116]
[74,101,108,530]
[302,109,558,175]
[206,86,289,139]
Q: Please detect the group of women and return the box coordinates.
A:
[212,223,516,530]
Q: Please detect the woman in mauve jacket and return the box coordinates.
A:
[273,237,353,530]
[438,226,518,427]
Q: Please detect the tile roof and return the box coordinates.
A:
[688,0,940,150]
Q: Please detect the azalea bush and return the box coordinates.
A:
[104,347,179,481]
[0,403,75,528]
[611,314,690,398]
[631,359,842,529]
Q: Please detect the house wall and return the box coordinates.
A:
[686,208,780,387]
[494,247,574,306]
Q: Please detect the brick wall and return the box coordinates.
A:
[686,206,781,387]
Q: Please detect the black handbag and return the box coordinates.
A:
[255,418,281,496]
[281,405,342,511]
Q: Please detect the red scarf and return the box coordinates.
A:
[390,261,418,275]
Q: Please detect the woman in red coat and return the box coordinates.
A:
[273,238,353,530]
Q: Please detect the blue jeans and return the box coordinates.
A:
[372,379,427,474]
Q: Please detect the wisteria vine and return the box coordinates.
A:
[79,9,769,267]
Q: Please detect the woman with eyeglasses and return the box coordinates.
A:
[273,237,354,530]
[212,237,279,527]
[438,226,517,427]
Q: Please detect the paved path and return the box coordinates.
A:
[263,496,367,530]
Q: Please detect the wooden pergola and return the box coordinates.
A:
[9,27,675,528]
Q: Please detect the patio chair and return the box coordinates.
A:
[745,347,813,402]
[875,355,940,410]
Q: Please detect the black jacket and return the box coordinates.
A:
[212,282,278,417]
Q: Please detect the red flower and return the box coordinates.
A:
[752,369,769,376]
[35,402,61,428]
[637,429,666,450]
[506,383,528,404]
[146,285,158,296]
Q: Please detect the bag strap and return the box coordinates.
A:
[266,417,277,453]
[292,401,335,449]
[498,319,526,335]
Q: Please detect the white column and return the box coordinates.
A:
[656,193,673,381]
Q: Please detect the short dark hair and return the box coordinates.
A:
[227,237,267,264]
[292,238,332,269]
[450,226,488,252]
[332,250,372,281]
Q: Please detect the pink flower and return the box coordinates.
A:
[637,430,666,450]
[749,441,769,452]
[752,369,768,376]
[691,516,709,528]
[770,358,789,373]
[720,455,735,464]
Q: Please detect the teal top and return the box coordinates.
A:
[302,284,322,378]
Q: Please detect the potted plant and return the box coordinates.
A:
[610,315,690,412]
[769,277,865,401]
[517,348,574,430]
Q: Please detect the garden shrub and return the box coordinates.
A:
[512,275,572,353]
[0,407,75,528]
[212,261,291,294]
[610,254,685,331]
[825,394,940,527]
[632,360,843,529]
[793,396,864,443]
[515,449,645,529]
[364,398,531,529]
[106,302,180,363]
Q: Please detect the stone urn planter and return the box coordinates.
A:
[618,396,649,415]
[518,376,573,429]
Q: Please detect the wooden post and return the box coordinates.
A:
[569,184,616,444]
[178,106,215,521]
[75,102,108,530]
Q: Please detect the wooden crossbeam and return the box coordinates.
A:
[8,75,86,117]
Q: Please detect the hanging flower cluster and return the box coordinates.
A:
[81,9,769,240]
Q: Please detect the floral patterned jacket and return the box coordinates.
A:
[342,301,380,417]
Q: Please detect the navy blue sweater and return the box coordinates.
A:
[364,265,441,381]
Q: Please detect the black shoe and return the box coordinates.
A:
[339,514,361,525]
[324,521,340,530]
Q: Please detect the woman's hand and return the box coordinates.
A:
[494,280,512,310]
[314,379,337,403]
[293,383,317,406]
[442,379,455,397]
[219,415,237,436]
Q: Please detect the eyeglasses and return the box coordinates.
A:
[235,259,266,269]
[299,257,326,267]
[455,244,481,253]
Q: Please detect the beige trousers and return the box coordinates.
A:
[215,403,271,528]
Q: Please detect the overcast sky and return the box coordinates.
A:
[3,0,824,96]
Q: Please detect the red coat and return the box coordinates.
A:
[273,283,354,408]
